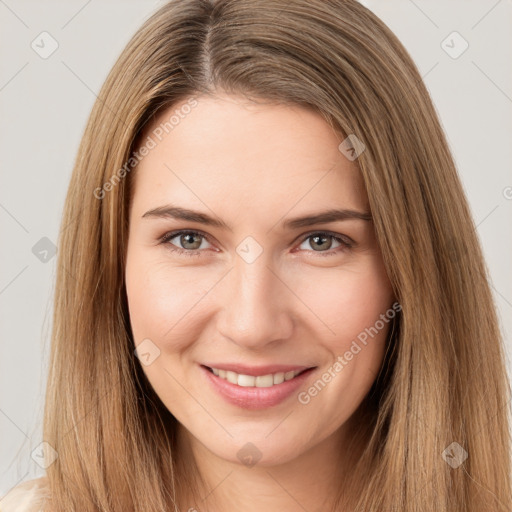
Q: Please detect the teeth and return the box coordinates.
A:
[209,367,304,387]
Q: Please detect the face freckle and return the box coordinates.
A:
[125,92,395,470]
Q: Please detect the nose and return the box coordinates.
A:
[216,251,294,350]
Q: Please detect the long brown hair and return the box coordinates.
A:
[41,0,512,510]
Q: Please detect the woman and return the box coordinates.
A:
[2,0,510,510]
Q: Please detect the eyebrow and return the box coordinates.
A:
[141,205,372,230]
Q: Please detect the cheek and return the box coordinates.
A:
[125,252,209,410]
[294,268,393,424]
[126,250,223,357]
[292,259,394,413]
[290,259,394,349]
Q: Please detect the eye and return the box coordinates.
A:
[296,231,353,256]
[159,230,353,257]
[160,230,213,257]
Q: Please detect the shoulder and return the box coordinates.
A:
[0,477,50,512]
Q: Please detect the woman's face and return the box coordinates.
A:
[125,93,395,467]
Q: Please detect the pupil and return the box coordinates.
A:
[312,235,330,251]
[182,234,200,249]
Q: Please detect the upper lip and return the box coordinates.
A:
[201,363,315,377]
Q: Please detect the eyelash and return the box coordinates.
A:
[158,230,354,258]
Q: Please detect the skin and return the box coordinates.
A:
[125,92,395,511]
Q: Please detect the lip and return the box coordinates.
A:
[200,364,316,410]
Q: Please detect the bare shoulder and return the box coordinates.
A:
[0,477,50,512]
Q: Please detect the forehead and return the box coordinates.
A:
[130,93,368,218]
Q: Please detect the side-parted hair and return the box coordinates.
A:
[41,0,511,510]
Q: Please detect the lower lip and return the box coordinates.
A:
[200,365,316,410]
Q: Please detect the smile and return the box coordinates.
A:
[200,364,317,410]
[206,366,308,387]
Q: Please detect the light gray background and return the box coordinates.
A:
[1,0,511,495]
